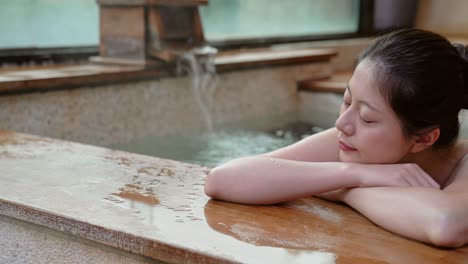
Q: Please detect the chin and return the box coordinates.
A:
[339,151,361,163]
[340,151,399,164]
[339,151,373,164]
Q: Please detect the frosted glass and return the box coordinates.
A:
[0,0,359,49]
[200,0,360,42]
[0,0,98,49]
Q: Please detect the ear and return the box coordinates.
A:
[408,127,440,153]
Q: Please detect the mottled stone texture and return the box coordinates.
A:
[0,132,338,264]
[0,215,162,264]
[0,62,330,147]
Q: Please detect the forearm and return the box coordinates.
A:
[204,157,359,204]
[342,187,468,247]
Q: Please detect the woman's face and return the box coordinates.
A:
[335,60,413,163]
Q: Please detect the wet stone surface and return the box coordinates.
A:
[1,130,467,264]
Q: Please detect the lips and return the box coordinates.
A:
[339,140,357,151]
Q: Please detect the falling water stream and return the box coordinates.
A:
[113,46,326,166]
[177,46,219,133]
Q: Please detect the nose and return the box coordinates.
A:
[335,108,355,136]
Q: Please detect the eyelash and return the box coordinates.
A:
[360,117,373,124]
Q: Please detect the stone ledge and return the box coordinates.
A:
[0,130,466,263]
[298,71,351,94]
[0,64,171,95]
[0,48,336,95]
[215,48,337,71]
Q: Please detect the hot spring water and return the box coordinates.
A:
[114,48,324,166]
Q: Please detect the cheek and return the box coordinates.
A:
[355,127,410,163]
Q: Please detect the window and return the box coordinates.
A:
[0,0,98,49]
[200,0,360,45]
[0,0,361,63]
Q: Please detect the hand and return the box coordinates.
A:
[356,163,440,189]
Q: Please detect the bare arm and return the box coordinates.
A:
[337,156,468,248]
[338,187,468,248]
[205,128,343,204]
[205,157,358,204]
[205,128,438,204]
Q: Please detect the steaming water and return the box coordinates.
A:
[119,48,326,167]
[114,121,324,167]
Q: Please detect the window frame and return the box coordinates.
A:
[0,46,98,66]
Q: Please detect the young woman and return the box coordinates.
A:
[204,28,468,248]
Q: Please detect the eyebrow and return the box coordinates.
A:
[346,83,382,114]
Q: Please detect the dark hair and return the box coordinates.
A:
[358,28,468,148]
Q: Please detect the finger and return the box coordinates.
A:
[420,171,440,189]
[413,166,440,189]
[411,164,440,188]
[411,167,433,188]
[403,174,421,187]
[399,165,421,187]
[417,175,436,188]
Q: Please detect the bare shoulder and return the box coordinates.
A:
[443,139,468,192]
[261,127,340,162]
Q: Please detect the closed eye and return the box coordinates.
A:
[360,116,374,124]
